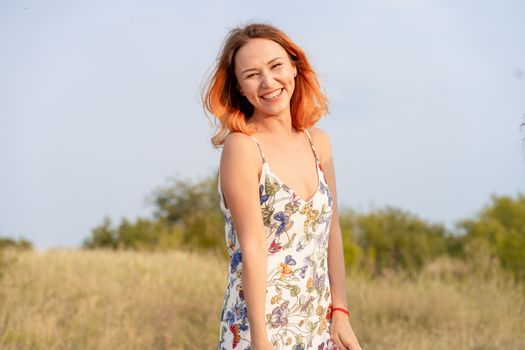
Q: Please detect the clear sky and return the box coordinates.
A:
[1,0,524,250]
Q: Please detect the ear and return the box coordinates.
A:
[292,65,298,78]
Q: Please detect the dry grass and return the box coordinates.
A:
[0,249,523,349]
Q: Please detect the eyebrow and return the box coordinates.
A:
[241,57,283,75]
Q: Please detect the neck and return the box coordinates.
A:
[248,109,297,140]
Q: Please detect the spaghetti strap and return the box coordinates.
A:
[303,129,320,163]
[249,135,267,163]
[251,131,318,164]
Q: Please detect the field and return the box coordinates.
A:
[0,249,524,349]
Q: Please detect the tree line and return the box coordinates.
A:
[83,172,525,282]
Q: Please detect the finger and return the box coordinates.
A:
[329,334,339,350]
[343,336,362,350]
[332,333,348,350]
[338,333,354,349]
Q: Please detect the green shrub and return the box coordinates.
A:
[458,193,525,281]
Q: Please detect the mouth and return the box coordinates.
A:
[260,88,283,100]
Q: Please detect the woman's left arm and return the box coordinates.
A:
[310,127,363,350]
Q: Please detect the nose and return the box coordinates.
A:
[259,70,274,88]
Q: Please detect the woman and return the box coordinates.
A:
[203,23,363,350]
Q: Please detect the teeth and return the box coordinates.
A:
[262,89,282,99]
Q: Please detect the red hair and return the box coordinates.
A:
[202,22,329,147]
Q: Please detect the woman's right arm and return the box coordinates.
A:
[220,133,273,348]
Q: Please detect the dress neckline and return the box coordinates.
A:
[250,129,322,204]
[261,160,322,203]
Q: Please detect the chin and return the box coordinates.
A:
[255,100,291,116]
[258,106,289,116]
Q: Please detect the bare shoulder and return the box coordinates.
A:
[222,132,256,153]
[307,126,332,162]
[220,132,261,178]
[219,132,264,216]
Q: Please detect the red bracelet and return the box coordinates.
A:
[332,307,350,316]
[326,304,350,319]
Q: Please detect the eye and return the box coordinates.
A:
[271,63,282,69]
[245,72,258,79]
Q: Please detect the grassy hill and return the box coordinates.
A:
[0,249,524,349]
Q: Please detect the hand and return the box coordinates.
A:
[329,313,363,350]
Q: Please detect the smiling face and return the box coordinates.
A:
[234,38,297,119]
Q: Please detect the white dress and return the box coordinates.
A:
[217,129,337,350]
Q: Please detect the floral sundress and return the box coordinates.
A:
[217,129,337,350]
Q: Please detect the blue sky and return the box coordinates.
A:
[1,0,524,250]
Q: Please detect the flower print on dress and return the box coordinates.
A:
[230,250,242,274]
[217,130,334,349]
[300,202,321,231]
[259,184,270,204]
[300,295,315,313]
[319,181,333,208]
[299,264,308,279]
[278,255,296,280]
[273,211,290,236]
[224,215,236,254]
[285,193,301,213]
[269,300,290,328]
[265,175,281,196]
[229,324,240,348]
[313,270,326,296]
[235,280,245,300]
[269,238,283,254]
[223,298,250,348]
